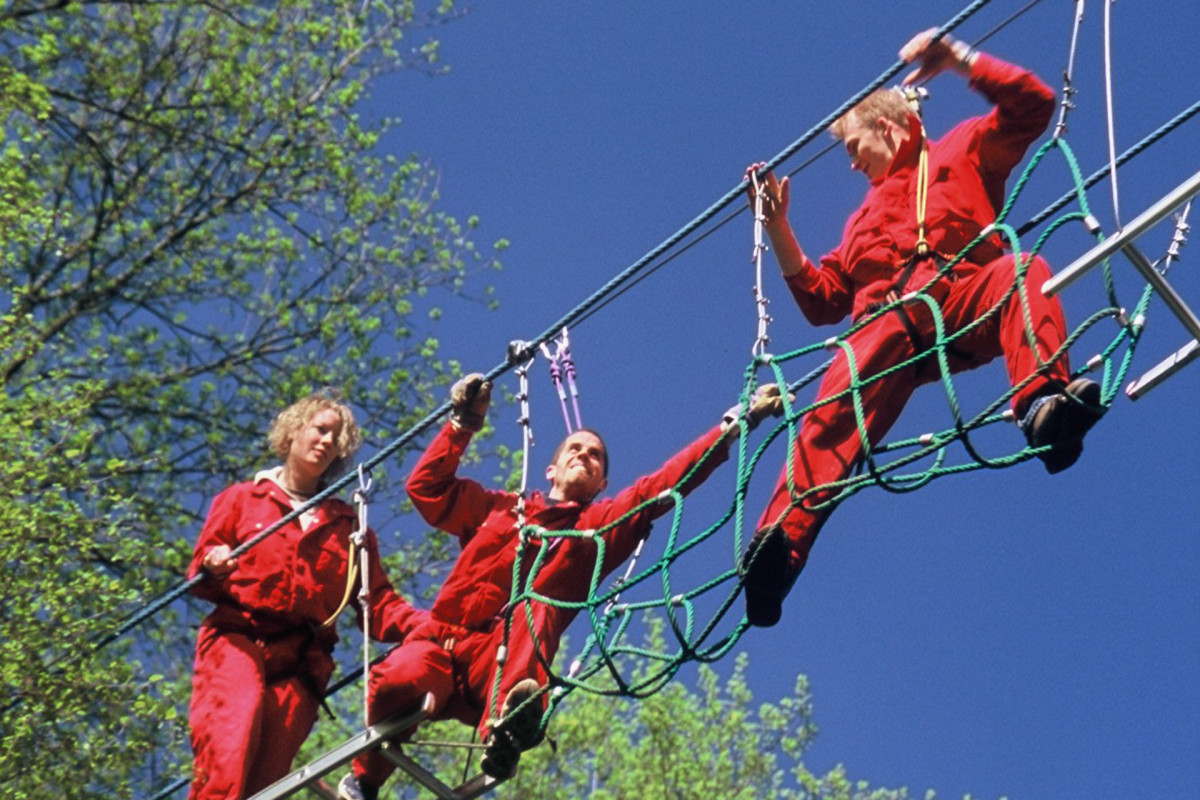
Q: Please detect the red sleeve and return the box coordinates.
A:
[186,485,241,604]
[966,52,1055,189]
[405,421,508,544]
[360,528,427,643]
[586,424,731,576]
[784,249,854,326]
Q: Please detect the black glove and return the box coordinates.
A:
[450,373,491,432]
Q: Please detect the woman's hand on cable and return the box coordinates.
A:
[202,544,237,576]
[744,162,790,230]
[901,28,975,85]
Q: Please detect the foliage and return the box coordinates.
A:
[0,1,500,796]
[0,361,189,798]
[338,627,950,800]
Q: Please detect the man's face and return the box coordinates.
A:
[841,114,901,182]
[546,430,608,504]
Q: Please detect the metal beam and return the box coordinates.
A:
[379,743,498,800]
[1043,169,1200,301]
[247,694,435,800]
[1126,338,1200,400]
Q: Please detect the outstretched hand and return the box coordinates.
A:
[900,28,973,86]
[746,383,792,429]
[745,162,790,230]
[723,383,793,434]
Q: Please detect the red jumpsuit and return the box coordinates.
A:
[761,53,1068,579]
[187,472,423,800]
[351,421,729,788]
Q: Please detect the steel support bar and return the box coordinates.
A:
[247,694,435,800]
[1120,242,1200,344]
[1126,338,1200,399]
[1043,169,1200,301]
[379,743,497,800]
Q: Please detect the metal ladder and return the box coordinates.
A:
[247,693,500,800]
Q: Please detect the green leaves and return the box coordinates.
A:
[0,1,498,796]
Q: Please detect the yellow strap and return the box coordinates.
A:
[320,537,359,629]
[914,123,931,256]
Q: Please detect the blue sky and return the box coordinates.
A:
[360,2,1199,797]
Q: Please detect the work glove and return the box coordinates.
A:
[450,373,491,432]
[722,383,789,432]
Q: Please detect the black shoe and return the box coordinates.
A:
[741,523,794,628]
[480,729,520,780]
[1023,378,1105,474]
[480,679,542,779]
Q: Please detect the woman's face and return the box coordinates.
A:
[286,407,343,483]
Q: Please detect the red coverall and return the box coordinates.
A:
[351,421,729,788]
[761,53,1068,579]
[187,473,423,800]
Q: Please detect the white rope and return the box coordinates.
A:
[749,171,771,358]
[512,347,536,532]
[1103,0,1122,227]
[351,465,373,729]
[1053,0,1086,139]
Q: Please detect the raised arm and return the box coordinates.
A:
[405,373,508,542]
[901,29,1054,179]
[746,162,854,326]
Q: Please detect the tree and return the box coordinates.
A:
[325,627,944,800]
[0,1,501,796]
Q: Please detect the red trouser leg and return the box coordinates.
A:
[471,604,556,741]
[758,253,1072,581]
[244,675,321,795]
[939,253,1071,416]
[353,640,455,788]
[188,628,320,800]
[757,313,919,575]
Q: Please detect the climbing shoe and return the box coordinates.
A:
[1021,377,1105,474]
[480,678,542,780]
[741,522,795,628]
[336,773,378,800]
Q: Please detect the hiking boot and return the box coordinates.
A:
[740,523,795,628]
[480,729,520,780]
[1021,378,1105,474]
[480,678,543,779]
[337,773,378,800]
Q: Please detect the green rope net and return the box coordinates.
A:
[488,135,1157,736]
